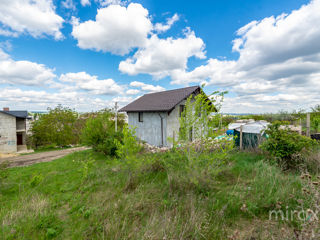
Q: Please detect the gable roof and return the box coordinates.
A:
[0,110,30,119]
[120,86,201,112]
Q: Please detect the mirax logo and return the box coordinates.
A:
[269,207,319,222]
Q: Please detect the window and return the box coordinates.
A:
[179,105,185,117]
[138,112,143,122]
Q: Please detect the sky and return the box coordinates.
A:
[0,0,319,113]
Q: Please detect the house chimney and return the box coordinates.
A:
[3,107,9,111]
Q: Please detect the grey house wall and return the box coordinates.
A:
[127,97,199,147]
[166,99,187,147]
[128,112,167,147]
[0,112,17,153]
[127,100,195,147]
[16,118,26,131]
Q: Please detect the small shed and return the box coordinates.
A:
[229,121,269,149]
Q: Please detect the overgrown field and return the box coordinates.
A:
[1,149,318,239]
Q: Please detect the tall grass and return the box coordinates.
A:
[0,150,315,239]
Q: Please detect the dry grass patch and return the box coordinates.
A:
[228,219,294,240]
[1,193,49,226]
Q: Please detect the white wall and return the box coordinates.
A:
[0,112,17,153]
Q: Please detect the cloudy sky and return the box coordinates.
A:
[0,0,319,113]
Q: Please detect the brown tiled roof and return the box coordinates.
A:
[119,86,200,112]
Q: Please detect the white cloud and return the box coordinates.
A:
[0,28,18,37]
[0,48,9,60]
[59,72,123,95]
[171,58,239,86]
[0,49,56,86]
[112,96,134,104]
[61,0,76,11]
[154,13,179,33]
[0,0,64,40]
[126,89,140,95]
[99,0,128,7]
[0,87,118,111]
[234,0,320,69]
[119,29,206,78]
[80,0,91,6]
[129,81,165,93]
[71,3,152,55]
[171,0,320,113]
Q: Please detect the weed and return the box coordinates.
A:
[29,174,43,187]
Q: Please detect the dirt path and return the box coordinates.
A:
[0,147,89,168]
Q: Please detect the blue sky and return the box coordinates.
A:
[0,0,319,113]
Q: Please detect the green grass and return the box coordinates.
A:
[20,146,76,155]
[0,150,312,239]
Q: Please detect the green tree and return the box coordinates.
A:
[31,105,79,148]
[81,110,125,156]
[179,87,226,141]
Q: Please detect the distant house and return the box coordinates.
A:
[120,86,203,147]
[0,108,31,153]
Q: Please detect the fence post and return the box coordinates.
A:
[299,118,302,135]
[173,131,175,148]
[306,113,310,137]
[240,125,243,150]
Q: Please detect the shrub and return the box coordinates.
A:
[260,121,318,169]
[81,110,125,156]
[311,115,320,133]
[31,105,79,148]
[114,126,142,158]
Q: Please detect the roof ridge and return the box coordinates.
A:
[119,86,201,112]
[144,85,199,95]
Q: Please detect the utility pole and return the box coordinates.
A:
[306,113,310,137]
[115,102,118,132]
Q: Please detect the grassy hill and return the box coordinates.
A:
[1,149,317,239]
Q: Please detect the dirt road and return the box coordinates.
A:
[0,147,89,168]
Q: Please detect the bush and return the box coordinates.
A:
[81,110,125,156]
[114,126,143,160]
[31,105,79,148]
[260,121,318,169]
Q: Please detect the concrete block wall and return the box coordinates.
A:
[166,100,186,147]
[16,118,26,131]
[0,112,17,153]
[128,112,167,147]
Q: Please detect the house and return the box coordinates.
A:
[119,86,204,147]
[0,108,31,153]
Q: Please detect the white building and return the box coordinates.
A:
[0,108,31,153]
